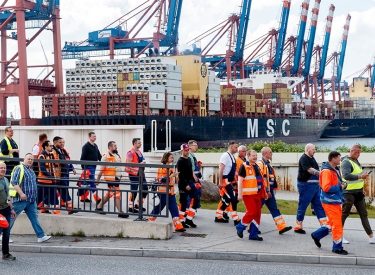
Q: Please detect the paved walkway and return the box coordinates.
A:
[5,205,375,266]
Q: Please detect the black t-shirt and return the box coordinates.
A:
[238,163,262,178]
[298,153,319,182]
[176,157,194,189]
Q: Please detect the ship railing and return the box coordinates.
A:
[151,119,171,152]
[0,157,173,221]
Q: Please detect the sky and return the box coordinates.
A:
[4,0,375,118]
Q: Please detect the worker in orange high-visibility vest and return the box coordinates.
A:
[95,141,128,219]
[148,152,185,232]
[125,138,148,213]
[257,146,292,235]
[236,149,266,241]
[37,140,59,215]
[311,151,348,255]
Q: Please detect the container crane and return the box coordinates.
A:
[62,0,183,60]
[290,0,310,75]
[335,14,351,84]
[188,0,252,82]
[272,0,291,71]
[327,14,351,102]
[0,0,62,125]
[301,0,320,77]
[317,4,335,80]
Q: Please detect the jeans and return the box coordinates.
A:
[9,201,46,238]
[0,206,11,255]
[86,165,97,193]
[150,193,179,218]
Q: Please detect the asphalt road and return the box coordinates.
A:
[1,253,375,275]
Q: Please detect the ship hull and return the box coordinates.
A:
[321,118,375,138]
[42,116,330,150]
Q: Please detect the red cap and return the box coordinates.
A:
[180,144,189,151]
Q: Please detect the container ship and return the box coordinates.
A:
[321,77,375,138]
[41,55,331,150]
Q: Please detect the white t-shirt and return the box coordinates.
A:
[32,144,40,156]
[220,151,235,176]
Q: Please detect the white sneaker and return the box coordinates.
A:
[37,235,52,243]
[369,236,375,244]
[0,234,14,243]
[342,237,350,244]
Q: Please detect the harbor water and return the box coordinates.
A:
[302,137,375,150]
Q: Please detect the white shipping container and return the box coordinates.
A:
[208,83,220,90]
[149,101,165,109]
[155,57,176,65]
[208,90,220,98]
[167,102,182,110]
[208,97,220,105]
[285,103,292,109]
[161,72,182,80]
[162,79,182,88]
[161,64,182,73]
[149,84,165,93]
[167,94,182,102]
[284,108,292,115]
[208,76,220,83]
[209,102,220,111]
[149,92,165,102]
[166,86,181,95]
[209,71,216,77]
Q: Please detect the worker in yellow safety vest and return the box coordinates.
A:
[0,126,20,180]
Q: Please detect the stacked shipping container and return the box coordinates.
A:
[43,57,184,117]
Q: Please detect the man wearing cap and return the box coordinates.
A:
[177,143,198,228]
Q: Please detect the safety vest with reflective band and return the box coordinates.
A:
[257,158,278,191]
[32,143,43,158]
[157,167,175,195]
[0,137,17,162]
[241,164,263,195]
[235,156,246,180]
[37,153,55,184]
[125,149,143,176]
[341,158,364,190]
[103,152,122,181]
[8,164,24,197]
[51,147,70,178]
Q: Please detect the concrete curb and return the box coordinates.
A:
[9,245,375,266]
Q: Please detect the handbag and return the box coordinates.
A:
[0,214,9,228]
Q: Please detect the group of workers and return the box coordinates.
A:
[1,126,374,258]
[205,141,374,256]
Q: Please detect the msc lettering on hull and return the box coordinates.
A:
[247,119,290,138]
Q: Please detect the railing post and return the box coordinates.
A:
[135,166,146,221]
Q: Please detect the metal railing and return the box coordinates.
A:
[0,156,173,221]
